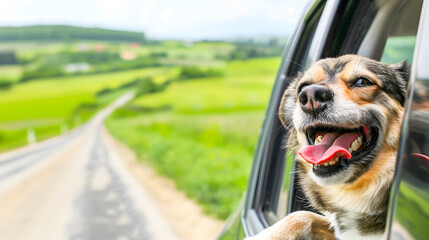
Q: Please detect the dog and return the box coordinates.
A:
[246,55,409,240]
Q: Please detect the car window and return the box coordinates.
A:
[263,0,423,223]
[381,36,416,64]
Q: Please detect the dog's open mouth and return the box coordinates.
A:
[299,124,379,175]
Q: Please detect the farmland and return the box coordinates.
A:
[0,25,283,219]
[0,66,173,151]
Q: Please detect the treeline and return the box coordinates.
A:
[20,56,159,82]
[0,51,17,64]
[227,38,287,60]
[0,25,145,42]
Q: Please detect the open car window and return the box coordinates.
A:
[258,0,423,226]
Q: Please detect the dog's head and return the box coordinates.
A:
[279,55,409,186]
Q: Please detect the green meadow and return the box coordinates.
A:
[0,65,22,82]
[0,66,172,151]
[105,57,280,219]
[0,26,284,219]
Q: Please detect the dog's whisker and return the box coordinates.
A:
[284,58,309,71]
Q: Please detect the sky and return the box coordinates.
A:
[0,0,310,40]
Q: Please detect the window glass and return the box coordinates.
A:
[381,36,417,64]
[287,1,327,75]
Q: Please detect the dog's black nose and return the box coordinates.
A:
[298,85,333,116]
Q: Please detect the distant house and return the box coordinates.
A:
[65,62,90,73]
[120,51,136,61]
[94,44,106,52]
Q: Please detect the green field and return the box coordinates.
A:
[0,36,258,152]
[105,57,280,219]
[0,65,22,82]
[0,66,171,151]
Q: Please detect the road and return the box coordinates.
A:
[0,92,178,240]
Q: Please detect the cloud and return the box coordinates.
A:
[0,0,310,40]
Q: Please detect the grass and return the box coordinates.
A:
[0,65,22,82]
[0,67,167,121]
[0,66,171,151]
[0,128,28,152]
[105,57,280,219]
[133,58,278,113]
[106,112,264,218]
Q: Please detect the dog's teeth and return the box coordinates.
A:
[329,160,335,166]
[323,162,329,166]
[349,136,363,152]
[356,136,362,148]
[315,135,323,145]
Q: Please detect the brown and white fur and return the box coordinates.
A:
[246,55,409,240]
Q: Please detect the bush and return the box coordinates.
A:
[136,77,170,96]
[96,87,113,96]
[228,47,283,60]
[150,52,168,58]
[20,66,63,82]
[96,77,170,98]
[57,51,121,64]
[95,56,159,72]
[178,66,224,80]
[0,80,12,90]
[0,51,17,64]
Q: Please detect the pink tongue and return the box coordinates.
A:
[298,132,360,165]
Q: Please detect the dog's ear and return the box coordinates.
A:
[389,61,410,106]
[390,60,410,84]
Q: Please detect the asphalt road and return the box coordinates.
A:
[0,93,178,240]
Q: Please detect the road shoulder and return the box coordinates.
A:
[103,127,225,240]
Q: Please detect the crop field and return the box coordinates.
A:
[105,57,280,219]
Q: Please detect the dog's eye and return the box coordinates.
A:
[351,77,374,87]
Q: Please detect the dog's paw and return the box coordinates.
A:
[244,211,335,240]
